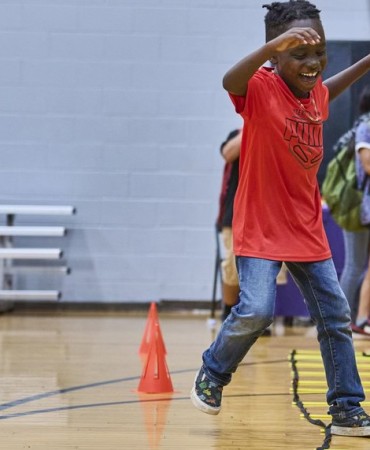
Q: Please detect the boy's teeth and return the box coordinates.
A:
[301,72,317,77]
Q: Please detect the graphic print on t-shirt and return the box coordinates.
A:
[284,117,323,169]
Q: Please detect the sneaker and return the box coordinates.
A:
[190,367,223,415]
[331,412,370,437]
[351,322,370,339]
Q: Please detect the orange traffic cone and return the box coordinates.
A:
[139,302,167,356]
[137,322,174,393]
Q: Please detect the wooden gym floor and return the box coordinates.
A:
[0,308,369,450]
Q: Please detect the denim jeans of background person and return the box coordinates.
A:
[340,230,370,327]
[340,87,370,337]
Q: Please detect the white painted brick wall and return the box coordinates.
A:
[0,0,368,302]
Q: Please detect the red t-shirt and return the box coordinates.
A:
[229,66,331,261]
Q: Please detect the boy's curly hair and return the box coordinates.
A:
[263,0,321,42]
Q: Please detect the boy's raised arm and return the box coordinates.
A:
[222,45,273,96]
[324,54,370,102]
[222,27,322,97]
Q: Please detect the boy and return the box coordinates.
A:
[191,0,370,438]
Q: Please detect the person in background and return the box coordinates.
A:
[216,129,288,323]
[340,85,370,337]
[216,129,241,321]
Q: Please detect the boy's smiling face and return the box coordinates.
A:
[273,18,327,98]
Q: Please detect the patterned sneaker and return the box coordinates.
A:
[190,367,223,415]
[331,412,370,436]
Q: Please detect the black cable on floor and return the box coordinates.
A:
[290,349,332,450]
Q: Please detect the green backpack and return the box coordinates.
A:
[321,133,366,232]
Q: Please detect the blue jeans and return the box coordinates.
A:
[340,229,370,322]
[202,257,365,419]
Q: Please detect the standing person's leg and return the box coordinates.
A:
[352,251,370,336]
[340,230,369,322]
[221,227,240,321]
[286,259,370,436]
[356,259,370,324]
[191,257,281,414]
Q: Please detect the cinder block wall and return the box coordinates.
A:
[0,0,368,303]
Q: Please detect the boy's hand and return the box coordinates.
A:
[270,27,321,52]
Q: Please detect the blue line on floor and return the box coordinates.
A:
[0,392,292,420]
[0,360,288,419]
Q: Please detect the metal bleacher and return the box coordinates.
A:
[0,205,76,311]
